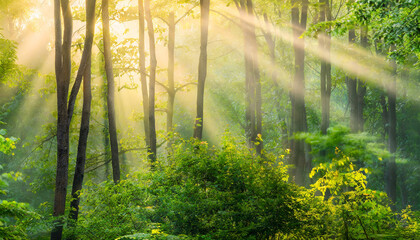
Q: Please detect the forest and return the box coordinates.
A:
[0,0,419,239]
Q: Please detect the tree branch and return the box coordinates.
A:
[175,82,197,93]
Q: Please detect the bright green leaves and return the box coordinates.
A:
[310,147,368,196]
[0,37,17,84]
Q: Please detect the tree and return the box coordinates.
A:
[138,0,150,151]
[346,28,358,133]
[290,0,309,185]
[154,4,197,148]
[193,0,210,140]
[102,0,120,183]
[51,0,72,238]
[69,0,96,225]
[234,0,262,154]
[385,46,397,207]
[144,0,157,166]
[319,0,332,135]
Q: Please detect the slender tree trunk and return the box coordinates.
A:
[68,0,96,225]
[356,26,368,132]
[290,0,309,185]
[346,29,358,133]
[144,0,157,166]
[193,0,210,140]
[235,0,261,153]
[386,46,397,207]
[51,0,72,238]
[69,56,92,224]
[102,0,120,183]
[247,0,263,155]
[319,0,331,135]
[235,0,253,147]
[167,12,175,138]
[138,0,150,149]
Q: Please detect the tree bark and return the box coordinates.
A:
[356,26,368,132]
[247,0,262,155]
[167,12,175,138]
[386,46,397,207]
[138,0,150,149]
[51,0,72,239]
[193,0,210,140]
[68,0,96,226]
[319,0,331,135]
[346,29,358,133]
[235,0,262,154]
[102,0,120,183]
[235,0,253,148]
[290,0,309,185]
[144,0,157,166]
[69,56,92,223]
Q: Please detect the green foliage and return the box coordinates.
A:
[150,135,304,239]
[68,178,151,240]
[305,148,419,239]
[0,131,39,239]
[351,0,420,65]
[0,36,17,84]
[298,126,388,166]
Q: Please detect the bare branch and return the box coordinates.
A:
[175,82,197,93]
[175,4,199,25]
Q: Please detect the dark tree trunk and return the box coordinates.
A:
[138,0,150,149]
[356,27,368,132]
[193,0,210,140]
[235,0,262,154]
[386,47,397,207]
[68,0,96,225]
[51,0,72,238]
[167,12,175,138]
[144,0,157,166]
[319,0,331,135]
[69,56,92,224]
[102,0,120,183]
[290,0,309,186]
[247,0,262,155]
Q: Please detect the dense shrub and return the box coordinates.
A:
[149,136,305,239]
[69,178,151,240]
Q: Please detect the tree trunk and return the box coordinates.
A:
[346,29,358,133]
[386,46,397,207]
[193,0,210,140]
[247,0,262,155]
[51,0,72,239]
[167,12,175,139]
[356,26,368,132]
[68,0,96,225]
[102,0,120,183]
[235,0,253,148]
[319,0,331,135]
[69,56,92,224]
[290,0,309,186]
[138,0,150,149]
[235,0,261,154]
[144,0,157,166]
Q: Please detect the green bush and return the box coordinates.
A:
[305,148,419,239]
[149,136,305,239]
[69,178,151,240]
